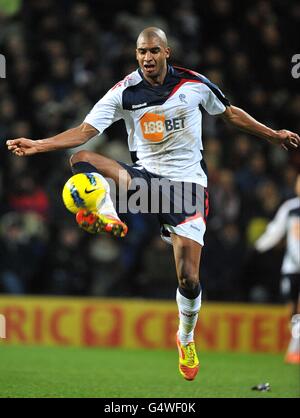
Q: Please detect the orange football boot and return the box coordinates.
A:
[285,352,300,364]
[76,209,128,238]
[176,332,199,381]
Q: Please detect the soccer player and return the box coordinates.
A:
[255,175,300,364]
[6,27,300,380]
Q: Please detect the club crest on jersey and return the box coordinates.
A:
[140,113,185,142]
[179,94,187,104]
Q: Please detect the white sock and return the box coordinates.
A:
[176,288,202,345]
[287,316,300,354]
[92,172,120,220]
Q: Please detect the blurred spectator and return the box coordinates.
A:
[202,223,246,301]
[0,212,48,293]
[43,224,92,295]
[7,171,49,219]
[255,180,281,219]
[235,152,268,195]
[210,169,241,229]
[116,0,169,41]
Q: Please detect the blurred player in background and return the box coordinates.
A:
[255,174,300,364]
[6,27,300,380]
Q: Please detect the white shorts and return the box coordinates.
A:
[161,214,207,246]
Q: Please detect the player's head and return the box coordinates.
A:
[136,27,170,82]
[295,174,300,197]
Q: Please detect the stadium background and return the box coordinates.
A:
[0,0,299,399]
[0,0,299,301]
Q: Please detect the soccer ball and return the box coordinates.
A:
[62,173,106,214]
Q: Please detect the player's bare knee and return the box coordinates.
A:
[178,273,199,290]
[70,150,92,166]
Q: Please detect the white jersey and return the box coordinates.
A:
[255,197,300,274]
[84,65,229,186]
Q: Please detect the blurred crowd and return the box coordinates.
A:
[0,0,299,302]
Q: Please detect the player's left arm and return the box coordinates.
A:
[221,105,300,150]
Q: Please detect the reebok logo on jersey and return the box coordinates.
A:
[132,102,147,109]
[140,113,185,142]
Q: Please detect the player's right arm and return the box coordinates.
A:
[7,78,126,157]
[6,122,99,156]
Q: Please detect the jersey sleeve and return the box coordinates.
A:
[255,202,288,252]
[84,85,124,134]
[199,76,230,115]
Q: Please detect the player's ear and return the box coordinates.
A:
[165,47,171,59]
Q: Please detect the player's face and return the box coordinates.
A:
[136,37,170,83]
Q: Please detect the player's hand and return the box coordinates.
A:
[269,130,300,150]
[6,138,40,156]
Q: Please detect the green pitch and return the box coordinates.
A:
[0,345,299,398]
